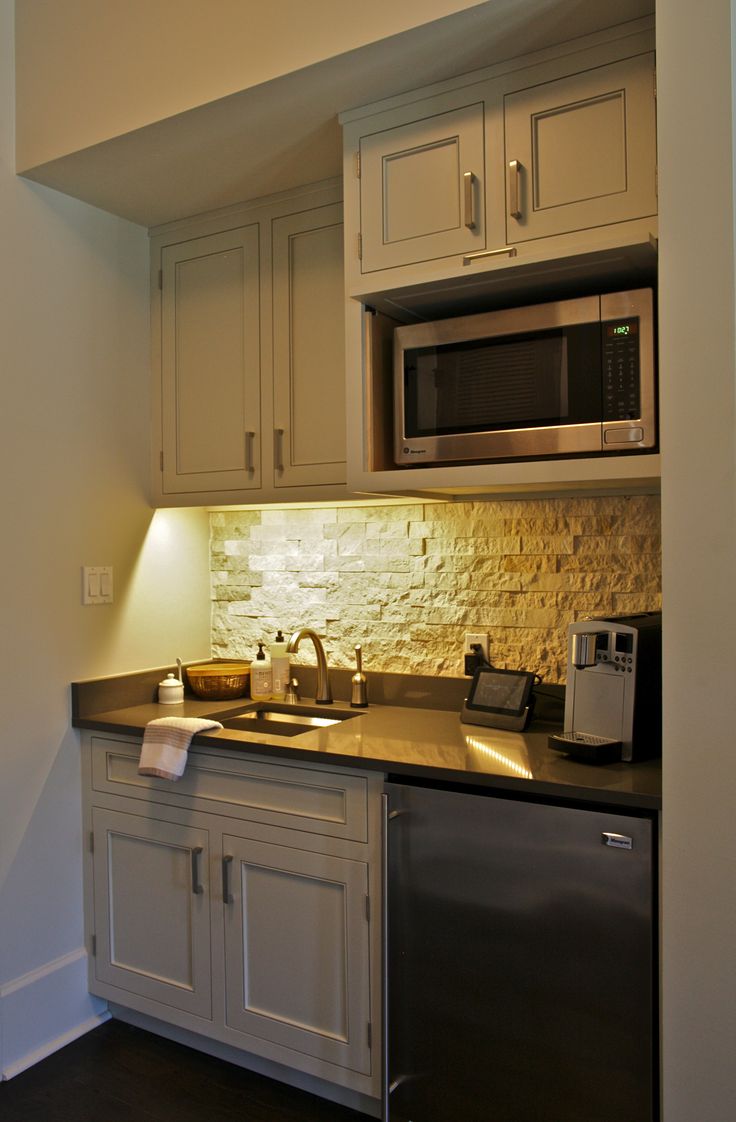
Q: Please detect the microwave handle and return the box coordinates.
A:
[508,159,522,220]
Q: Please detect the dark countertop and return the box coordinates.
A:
[72,665,661,812]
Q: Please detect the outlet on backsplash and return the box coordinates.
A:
[463,632,490,675]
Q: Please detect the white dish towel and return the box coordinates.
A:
[138,716,223,781]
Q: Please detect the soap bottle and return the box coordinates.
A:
[270,629,290,701]
[250,642,273,702]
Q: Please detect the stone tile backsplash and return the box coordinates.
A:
[210,496,661,684]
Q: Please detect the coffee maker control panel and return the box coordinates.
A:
[583,630,635,671]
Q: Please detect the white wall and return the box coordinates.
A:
[14,0,490,169]
[0,0,211,1077]
[658,1,736,1118]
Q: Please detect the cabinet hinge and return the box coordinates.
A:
[89,831,94,854]
[367,1021,372,1049]
[364,893,370,921]
[354,150,361,179]
[91,934,96,957]
[158,269,163,290]
[159,450,164,472]
[357,232,362,260]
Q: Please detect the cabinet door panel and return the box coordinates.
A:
[92,808,212,1018]
[161,225,261,493]
[360,103,485,272]
[272,204,346,486]
[223,835,371,1073]
[505,54,657,242]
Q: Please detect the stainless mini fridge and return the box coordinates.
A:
[384,781,657,1122]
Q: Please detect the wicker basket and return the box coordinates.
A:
[186,661,250,700]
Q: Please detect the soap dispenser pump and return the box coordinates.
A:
[270,629,290,701]
[250,642,273,702]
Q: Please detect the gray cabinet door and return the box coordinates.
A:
[161,225,261,494]
[359,102,485,272]
[272,203,346,487]
[92,808,212,1018]
[504,53,657,243]
[222,834,371,1073]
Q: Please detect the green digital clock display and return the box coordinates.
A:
[606,320,638,338]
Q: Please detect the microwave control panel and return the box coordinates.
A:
[602,318,641,421]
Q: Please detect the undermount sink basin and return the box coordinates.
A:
[215,702,359,738]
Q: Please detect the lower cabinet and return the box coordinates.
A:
[82,734,381,1101]
[91,808,212,1018]
[223,835,371,1073]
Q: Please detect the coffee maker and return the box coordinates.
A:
[550,612,662,763]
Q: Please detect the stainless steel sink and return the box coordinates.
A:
[215,702,359,738]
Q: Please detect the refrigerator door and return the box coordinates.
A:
[385,782,656,1122]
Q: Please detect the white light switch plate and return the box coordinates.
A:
[82,566,113,605]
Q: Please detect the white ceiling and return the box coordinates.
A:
[18,0,655,228]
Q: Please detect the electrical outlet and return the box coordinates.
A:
[463,631,490,674]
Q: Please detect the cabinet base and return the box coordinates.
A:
[108,1003,381,1119]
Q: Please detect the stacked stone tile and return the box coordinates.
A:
[210,496,661,684]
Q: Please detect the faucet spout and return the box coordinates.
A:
[285,628,333,704]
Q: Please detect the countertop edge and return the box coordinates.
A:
[75,708,662,813]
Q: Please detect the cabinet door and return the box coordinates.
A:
[272,204,346,487]
[160,225,261,494]
[222,834,371,1074]
[359,102,485,272]
[504,54,657,244]
[91,808,212,1018]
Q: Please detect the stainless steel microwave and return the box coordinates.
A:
[393,289,656,465]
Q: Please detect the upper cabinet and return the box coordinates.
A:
[358,102,486,273]
[503,55,657,245]
[340,21,661,499]
[341,23,657,310]
[160,224,262,496]
[271,203,346,489]
[151,181,349,507]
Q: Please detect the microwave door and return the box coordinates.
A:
[397,325,604,464]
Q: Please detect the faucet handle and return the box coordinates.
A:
[284,677,300,704]
[351,644,368,708]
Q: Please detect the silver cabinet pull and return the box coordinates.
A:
[245,431,255,474]
[274,428,285,474]
[222,854,234,904]
[508,159,522,220]
[191,846,204,895]
[463,170,476,230]
[462,246,517,265]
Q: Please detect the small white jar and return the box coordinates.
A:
[158,673,184,704]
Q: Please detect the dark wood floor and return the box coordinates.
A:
[0,1019,375,1122]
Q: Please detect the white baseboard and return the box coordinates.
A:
[0,947,109,1079]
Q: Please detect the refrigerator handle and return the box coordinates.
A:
[382,794,409,1121]
[381,792,390,1122]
